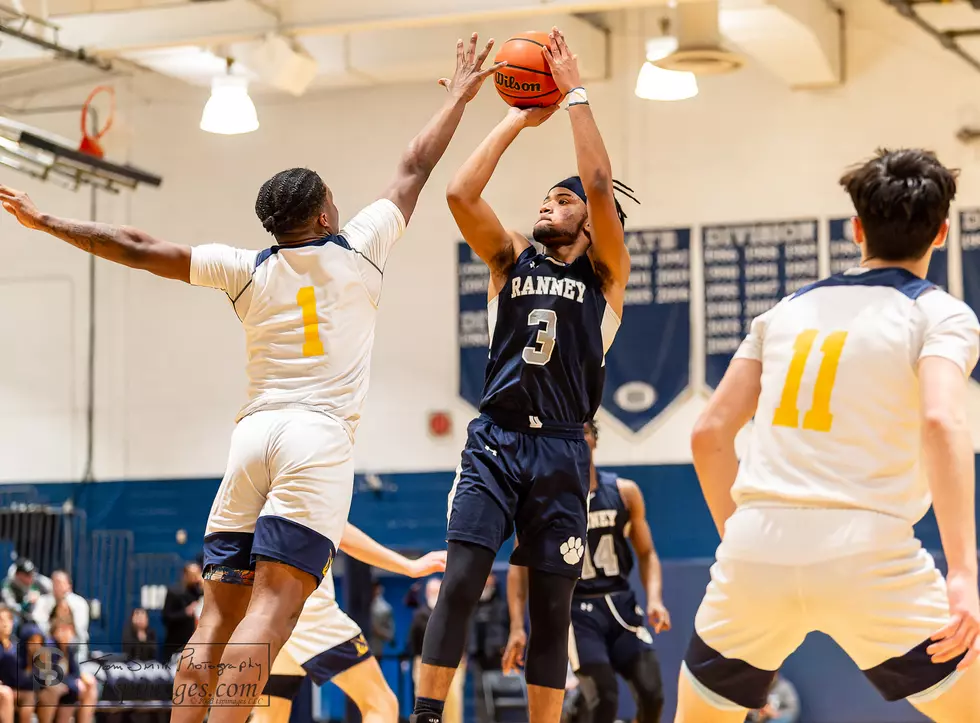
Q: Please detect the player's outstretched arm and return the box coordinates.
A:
[383,33,504,224]
[339,524,447,578]
[544,28,629,312]
[919,355,980,669]
[619,479,671,634]
[502,561,529,674]
[1,184,190,281]
[691,358,762,537]
[447,105,556,293]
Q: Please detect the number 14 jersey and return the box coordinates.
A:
[189,199,406,433]
[733,266,979,525]
[481,245,620,428]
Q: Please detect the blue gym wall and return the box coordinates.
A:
[18,462,980,723]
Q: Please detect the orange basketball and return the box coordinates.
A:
[493,31,561,108]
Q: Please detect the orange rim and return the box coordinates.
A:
[80,85,116,142]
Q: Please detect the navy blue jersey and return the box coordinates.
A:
[577,470,633,596]
[480,246,616,431]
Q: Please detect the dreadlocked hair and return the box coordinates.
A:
[254,168,327,236]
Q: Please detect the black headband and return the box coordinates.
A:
[549,176,640,227]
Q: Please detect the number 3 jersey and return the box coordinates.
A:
[733,266,980,525]
[188,199,406,433]
[576,470,634,597]
[480,245,621,429]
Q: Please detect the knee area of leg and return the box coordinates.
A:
[363,686,398,719]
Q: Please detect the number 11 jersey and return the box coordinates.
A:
[481,245,620,430]
[733,266,979,525]
[188,199,406,434]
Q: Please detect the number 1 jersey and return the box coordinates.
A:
[733,266,979,525]
[480,245,620,428]
[189,199,406,433]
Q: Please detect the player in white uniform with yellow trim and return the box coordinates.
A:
[675,149,980,723]
[0,32,505,723]
[256,524,446,723]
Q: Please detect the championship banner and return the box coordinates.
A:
[602,228,691,432]
[703,219,820,389]
[830,217,948,288]
[457,242,490,409]
[960,210,980,383]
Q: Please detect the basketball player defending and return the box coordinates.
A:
[255,523,445,723]
[677,149,980,723]
[505,420,669,723]
[0,32,503,723]
[411,28,630,723]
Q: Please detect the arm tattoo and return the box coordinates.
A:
[38,216,138,264]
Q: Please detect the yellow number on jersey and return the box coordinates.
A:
[772,330,848,432]
[296,286,324,357]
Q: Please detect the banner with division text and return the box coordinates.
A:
[829,217,948,288]
[960,210,980,383]
[602,228,691,432]
[703,219,820,389]
[458,242,491,409]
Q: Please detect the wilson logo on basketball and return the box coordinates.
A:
[495,72,541,93]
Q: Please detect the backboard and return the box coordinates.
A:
[0,115,161,193]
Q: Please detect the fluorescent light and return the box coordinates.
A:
[634,62,698,101]
[200,75,259,135]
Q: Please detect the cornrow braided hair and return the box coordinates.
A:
[254,168,327,236]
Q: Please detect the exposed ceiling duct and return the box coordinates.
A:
[654,1,745,76]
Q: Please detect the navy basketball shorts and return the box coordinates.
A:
[447,415,591,578]
[569,590,655,673]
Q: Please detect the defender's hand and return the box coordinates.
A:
[647,599,672,634]
[543,27,582,96]
[0,185,43,230]
[407,551,447,578]
[502,629,527,675]
[439,33,507,103]
[928,570,980,669]
[508,104,559,129]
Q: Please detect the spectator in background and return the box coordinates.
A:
[15,623,44,723]
[123,608,158,662]
[161,563,202,657]
[1,560,51,625]
[469,573,509,723]
[369,582,395,658]
[37,617,97,723]
[33,572,89,658]
[0,607,16,723]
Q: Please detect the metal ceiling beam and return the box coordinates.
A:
[0,0,664,57]
[0,2,113,70]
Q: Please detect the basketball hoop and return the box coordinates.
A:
[78,86,115,159]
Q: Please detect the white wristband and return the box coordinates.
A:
[565,87,588,109]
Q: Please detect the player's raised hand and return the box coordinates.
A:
[543,27,582,96]
[647,598,672,634]
[407,551,447,578]
[927,571,980,669]
[508,104,559,128]
[501,628,527,675]
[0,184,43,230]
[439,33,507,103]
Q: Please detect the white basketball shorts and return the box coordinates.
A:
[683,506,964,710]
[203,409,354,584]
[268,573,370,687]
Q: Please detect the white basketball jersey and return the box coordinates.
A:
[733,266,980,524]
[190,199,406,432]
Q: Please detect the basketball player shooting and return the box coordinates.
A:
[411,28,630,723]
[0,32,503,723]
[676,150,980,723]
